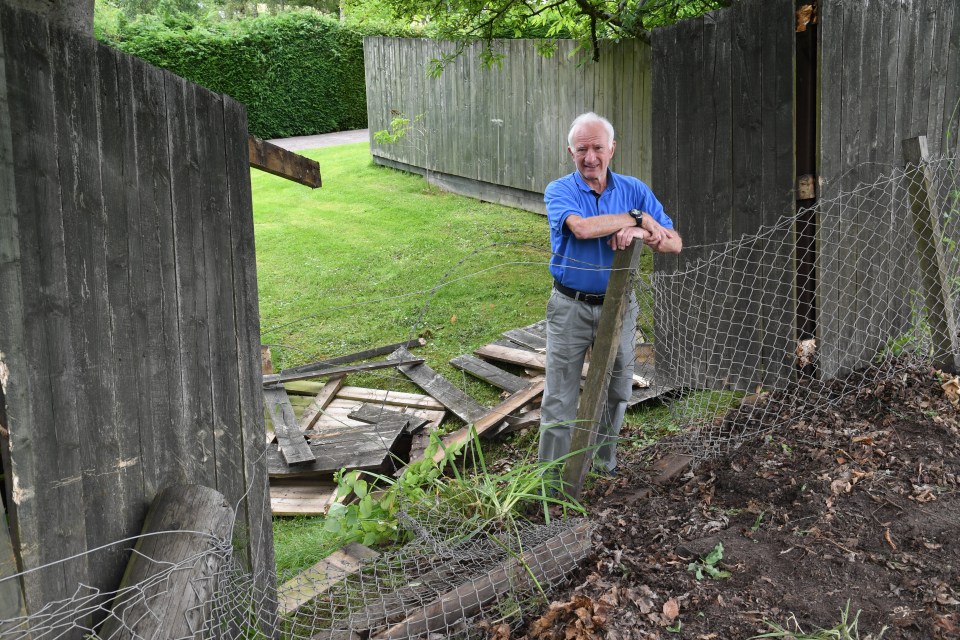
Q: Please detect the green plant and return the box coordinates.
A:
[751,601,888,639]
[321,427,586,549]
[686,542,731,580]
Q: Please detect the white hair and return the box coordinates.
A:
[567,112,615,147]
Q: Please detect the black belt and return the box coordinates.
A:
[554,281,605,305]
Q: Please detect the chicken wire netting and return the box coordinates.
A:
[0,155,958,638]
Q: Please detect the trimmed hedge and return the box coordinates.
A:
[102,12,392,139]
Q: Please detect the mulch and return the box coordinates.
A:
[516,361,960,639]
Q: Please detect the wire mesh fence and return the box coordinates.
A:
[1,155,958,638]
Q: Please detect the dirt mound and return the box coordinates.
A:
[523,362,960,639]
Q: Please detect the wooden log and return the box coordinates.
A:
[264,387,316,465]
[263,356,423,386]
[450,354,528,393]
[388,347,488,424]
[281,338,427,375]
[279,543,380,616]
[563,244,643,498]
[99,485,234,640]
[369,521,592,639]
[903,136,960,373]
[299,375,346,432]
[248,135,321,188]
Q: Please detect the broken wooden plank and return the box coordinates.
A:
[430,380,544,464]
[299,376,346,432]
[502,325,547,352]
[388,347,488,424]
[281,339,427,376]
[263,356,423,386]
[278,543,380,616]
[349,403,430,434]
[270,480,339,516]
[248,135,321,188]
[477,344,650,388]
[264,387,316,465]
[449,354,528,393]
[335,387,445,410]
[476,343,546,370]
[267,420,408,478]
[492,408,541,436]
[368,521,592,639]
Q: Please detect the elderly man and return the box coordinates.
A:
[539,112,682,476]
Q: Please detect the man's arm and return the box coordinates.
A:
[564,212,636,240]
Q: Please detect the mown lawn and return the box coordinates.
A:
[253,142,552,398]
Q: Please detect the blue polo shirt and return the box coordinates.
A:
[545,170,673,294]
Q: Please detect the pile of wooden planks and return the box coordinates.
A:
[264,321,671,516]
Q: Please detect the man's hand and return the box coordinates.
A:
[639,212,670,246]
[607,226,648,250]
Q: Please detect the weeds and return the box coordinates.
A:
[752,601,888,639]
[686,542,731,580]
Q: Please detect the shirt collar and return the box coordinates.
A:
[573,169,618,194]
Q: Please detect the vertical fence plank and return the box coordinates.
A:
[223,95,277,629]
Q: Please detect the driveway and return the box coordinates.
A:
[268,129,369,151]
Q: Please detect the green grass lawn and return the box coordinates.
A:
[254,143,552,397]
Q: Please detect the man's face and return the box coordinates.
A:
[568,121,615,187]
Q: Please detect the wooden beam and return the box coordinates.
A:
[349,403,429,434]
[264,387,316,465]
[389,347,489,424]
[299,375,346,431]
[475,344,649,387]
[562,244,642,498]
[278,543,379,616]
[281,339,427,375]
[903,136,960,373]
[450,354,528,393]
[262,356,423,386]
[369,521,591,639]
[430,380,544,464]
[248,135,321,188]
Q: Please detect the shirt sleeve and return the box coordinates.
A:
[637,183,673,230]
[544,179,581,234]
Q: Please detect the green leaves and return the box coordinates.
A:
[686,542,732,580]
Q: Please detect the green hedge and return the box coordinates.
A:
[102,12,397,139]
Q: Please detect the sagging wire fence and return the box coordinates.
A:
[1,153,959,639]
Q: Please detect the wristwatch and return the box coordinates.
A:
[628,209,645,227]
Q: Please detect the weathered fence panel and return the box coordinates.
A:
[0,1,274,626]
[651,0,796,391]
[363,37,652,213]
[818,0,960,378]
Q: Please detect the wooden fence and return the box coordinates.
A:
[363,37,652,213]
[818,0,960,378]
[651,0,797,390]
[0,2,273,626]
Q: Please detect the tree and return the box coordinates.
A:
[343,0,727,65]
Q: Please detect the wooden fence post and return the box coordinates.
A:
[98,484,236,640]
[562,243,643,498]
[902,136,960,374]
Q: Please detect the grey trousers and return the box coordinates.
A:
[538,288,639,472]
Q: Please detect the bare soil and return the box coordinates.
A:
[520,362,960,639]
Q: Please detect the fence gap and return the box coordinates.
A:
[902,135,960,373]
[795,1,819,350]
